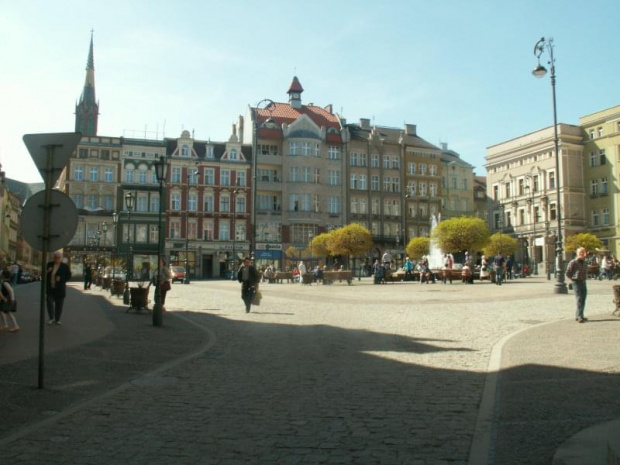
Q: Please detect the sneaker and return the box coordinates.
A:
[48,320,54,325]
[55,321,62,325]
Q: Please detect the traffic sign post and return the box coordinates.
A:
[22,132,81,389]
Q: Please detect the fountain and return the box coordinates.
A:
[427,214,445,270]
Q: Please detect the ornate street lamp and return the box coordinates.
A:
[153,156,168,327]
[251,99,275,260]
[112,212,118,288]
[123,192,135,305]
[184,167,198,284]
[533,37,568,294]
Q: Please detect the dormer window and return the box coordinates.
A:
[229,149,238,160]
[181,145,190,157]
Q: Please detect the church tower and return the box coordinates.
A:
[287,76,304,109]
[75,31,99,136]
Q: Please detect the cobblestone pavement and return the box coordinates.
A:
[1,277,617,464]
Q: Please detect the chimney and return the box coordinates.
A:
[360,118,371,129]
[238,115,244,143]
[324,104,333,114]
[404,124,417,136]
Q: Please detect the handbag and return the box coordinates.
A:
[251,289,262,306]
[160,280,171,291]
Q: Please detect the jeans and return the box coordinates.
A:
[572,280,587,320]
[495,266,503,285]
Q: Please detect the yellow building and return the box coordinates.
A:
[579,104,620,255]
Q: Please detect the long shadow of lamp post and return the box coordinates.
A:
[123,192,135,305]
[532,37,568,294]
[153,156,168,327]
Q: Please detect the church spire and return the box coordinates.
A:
[75,30,99,136]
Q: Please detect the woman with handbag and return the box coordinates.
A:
[155,259,172,311]
[237,256,259,313]
[0,270,19,332]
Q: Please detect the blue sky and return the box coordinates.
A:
[1,0,619,183]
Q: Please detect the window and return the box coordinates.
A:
[87,194,98,209]
[600,149,606,165]
[290,166,300,182]
[505,182,511,198]
[360,198,367,214]
[391,158,399,169]
[229,149,238,160]
[371,154,379,167]
[151,195,160,212]
[235,196,246,213]
[171,167,181,183]
[493,185,499,201]
[592,210,600,226]
[204,194,214,212]
[420,164,427,175]
[136,195,148,212]
[74,166,84,181]
[534,206,540,223]
[181,145,190,157]
[461,178,467,190]
[407,182,416,196]
[360,153,367,167]
[188,221,197,240]
[149,225,159,244]
[219,222,230,240]
[104,167,114,182]
[505,211,512,227]
[88,167,99,182]
[429,165,437,176]
[313,168,320,184]
[73,194,84,208]
[301,142,310,157]
[590,179,599,196]
[372,198,380,214]
[302,167,311,182]
[170,220,180,239]
[289,141,299,156]
[603,208,610,225]
[234,223,245,241]
[350,152,358,166]
[533,175,539,192]
[589,129,595,139]
[359,175,367,190]
[220,196,230,213]
[220,170,230,186]
[371,176,379,191]
[419,182,427,197]
[204,168,215,185]
[350,174,359,190]
[328,146,340,160]
[598,127,603,138]
[548,171,555,189]
[139,170,147,184]
[206,145,214,159]
[136,225,147,243]
[383,156,390,169]
[237,171,247,187]
[188,170,199,184]
[171,193,181,210]
[519,209,525,225]
[601,177,608,194]
[429,183,437,197]
[313,144,320,158]
[408,162,416,175]
[590,151,598,167]
[102,195,113,210]
[328,170,340,186]
[203,222,214,240]
[188,193,197,211]
[550,203,557,221]
[328,197,340,214]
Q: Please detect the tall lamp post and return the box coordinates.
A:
[101,222,108,270]
[251,99,275,260]
[123,192,135,305]
[153,156,168,327]
[184,167,197,284]
[112,213,118,288]
[533,37,568,294]
[231,182,240,279]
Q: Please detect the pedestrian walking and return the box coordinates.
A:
[494,253,505,285]
[237,256,259,313]
[84,263,92,290]
[298,260,307,285]
[154,259,172,311]
[0,270,19,332]
[566,247,589,323]
[45,250,72,325]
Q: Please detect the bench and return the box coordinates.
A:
[273,272,294,283]
[322,271,353,285]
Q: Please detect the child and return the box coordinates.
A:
[0,270,19,332]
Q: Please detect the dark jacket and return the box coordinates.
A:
[46,261,72,297]
[237,265,259,286]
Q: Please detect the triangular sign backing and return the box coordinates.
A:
[23,132,82,186]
